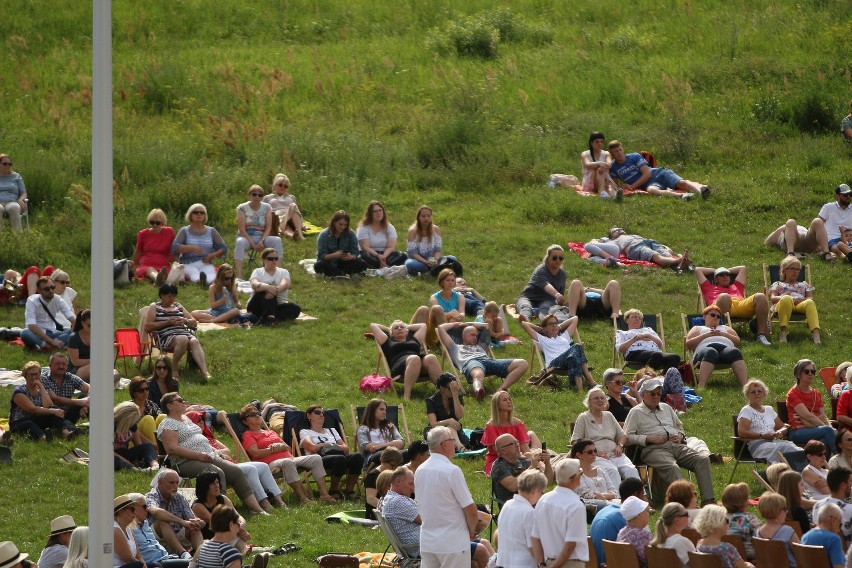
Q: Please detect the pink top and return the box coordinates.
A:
[481,421,530,475]
[135,226,175,270]
[241,428,294,464]
[700,279,745,305]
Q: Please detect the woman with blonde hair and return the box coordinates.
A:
[263,173,305,240]
[480,390,542,475]
[737,379,800,464]
[191,264,254,325]
[649,502,694,567]
[756,491,798,568]
[133,208,175,284]
[62,527,89,568]
[769,255,819,343]
[694,504,754,568]
[234,184,283,280]
[765,462,789,490]
[113,401,159,472]
[171,203,227,284]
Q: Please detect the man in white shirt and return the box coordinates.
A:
[497,469,547,568]
[819,183,852,262]
[415,426,480,568]
[811,467,852,541]
[531,458,588,568]
[21,276,75,350]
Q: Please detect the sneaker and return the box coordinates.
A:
[757,334,771,346]
[599,192,610,199]
[681,193,694,201]
[700,185,711,199]
[199,271,207,289]
[179,552,192,560]
[615,188,624,203]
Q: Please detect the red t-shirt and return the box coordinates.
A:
[135,226,175,269]
[700,279,745,305]
[786,385,824,430]
[837,390,852,422]
[481,421,530,475]
[241,428,294,464]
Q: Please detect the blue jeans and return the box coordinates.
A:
[788,425,836,456]
[21,328,71,349]
[405,255,457,276]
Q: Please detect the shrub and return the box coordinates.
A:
[789,92,835,134]
[426,8,553,59]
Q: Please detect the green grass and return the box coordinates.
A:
[1,0,851,565]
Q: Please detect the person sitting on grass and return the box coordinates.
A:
[842,99,852,145]
[810,466,852,543]
[581,131,620,199]
[365,446,403,520]
[314,210,369,278]
[21,276,75,351]
[233,184,283,281]
[191,264,255,325]
[171,203,227,285]
[820,183,852,263]
[769,255,820,344]
[519,314,595,391]
[41,352,89,427]
[800,502,846,568]
[112,494,145,568]
[491,433,553,506]
[263,173,305,240]
[194,505,248,568]
[608,139,710,201]
[133,208,175,285]
[128,493,190,568]
[479,301,508,343]
[9,360,77,441]
[764,217,834,262]
[424,373,469,452]
[515,244,567,320]
[246,247,301,326]
[404,205,458,276]
[437,321,529,400]
[454,276,486,317]
[684,304,748,388]
[37,516,76,568]
[566,279,621,321]
[370,321,441,400]
[145,469,205,559]
[356,200,407,269]
[411,267,465,347]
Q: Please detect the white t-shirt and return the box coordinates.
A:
[536,330,572,367]
[818,201,852,241]
[356,224,397,252]
[662,533,696,567]
[737,405,777,435]
[249,267,291,304]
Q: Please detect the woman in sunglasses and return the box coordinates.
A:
[190,264,255,325]
[133,208,175,285]
[146,356,179,408]
[171,203,227,285]
[684,304,748,388]
[786,358,836,456]
[0,153,27,232]
[263,173,306,240]
[515,244,567,321]
[234,185,283,280]
[247,248,301,325]
[144,283,212,380]
[299,405,364,500]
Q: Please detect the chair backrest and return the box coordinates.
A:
[601,540,640,568]
[751,469,774,492]
[114,328,143,358]
[784,519,804,537]
[688,550,726,568]
[751,537,791,568]
[370,329,396,379]
[613,313,664,366]
[820,367,838,396]
[721,534,747,560]
[763,262,810,293]
[288,408,346,456]
[790,541,831,568]
[644,545,681,566]
[775,400,789,424]
[731,414,755,462]
[681,527,701,546]
[585,535,597,568]
[351,404,411,446]
[441,324,493,372]
[374,509,419,562]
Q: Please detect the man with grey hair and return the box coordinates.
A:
[624,377,715,505]
[497,469,547,568]
[531,458,588,568]
[415,426,480,567]
[491,433,552,505]
[801,501,846,568]
[145,469,204,558]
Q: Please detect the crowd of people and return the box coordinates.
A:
[3,154,852,568]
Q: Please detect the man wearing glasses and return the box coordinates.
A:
[491,433,553,505]
[695,265,772,345]
[624,378,716,506]
[21,276,75,350]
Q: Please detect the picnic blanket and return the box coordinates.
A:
[549,173,688,198]
[567,242,660,268]
[302,220,323,235]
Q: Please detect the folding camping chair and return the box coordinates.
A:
[681,312,735,379]
[114,327,151,376]
[763,263,812,336]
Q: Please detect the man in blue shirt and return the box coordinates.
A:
[801,501,846,568]
[589,477,646,567]
[608,140,710,201]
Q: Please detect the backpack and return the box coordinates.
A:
[639,151,657,168]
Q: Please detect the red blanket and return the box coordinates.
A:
[567,242,660,268]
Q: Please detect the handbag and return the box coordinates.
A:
[316,554,358,568]
[319,445,345,457]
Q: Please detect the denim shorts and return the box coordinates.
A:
[828,237,843,248]
[647,167,682,190]
[461,357,512,380]
[627,239,670,262]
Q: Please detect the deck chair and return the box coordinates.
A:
[751,469,773,492]
[611,312,665,369]
[681,312,735,379]
[528,327,583,387]
[784,519,804,537]
[139,305,198,372]
[820,366,838,396]
[375,509,420,567]
[369,326,432,393]
[688,550,725,568]
[114,328,151,376]
[645,545,681,567]
[729,414,767,483]
[585,536,598,568]
[622,444,654,502]
[763,263,812,335]
[286,408,361,495]
[752,537,791,568]
[721,534,747,560]
[791,542,831,568]
[440,324,494,371]
[695,280,752,327]
[602,540,640,568]
[350,403,412,450]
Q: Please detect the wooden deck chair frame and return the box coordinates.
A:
[528,327,583,380]
[645,544,681,567]
[751,469,774,493]
[623,444,654,502]
[438,324,504,391]
[681,312,735,379]
[611,312,665,369]
[751,537,791,568]
[688,550,726,568]
[820,366,838,396]
[602,539,640,568]
[350,403,412,452]
[375,509,421,567]
[114,327,151,376]
[729,414,767,483]
[369,325,432,395]
[763,263,812,334]
[791,541,832,568]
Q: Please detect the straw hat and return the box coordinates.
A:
[49,515,76,537]
[113,494,135,514]
[0,542,28,568]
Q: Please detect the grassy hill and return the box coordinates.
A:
[0,1,850,565]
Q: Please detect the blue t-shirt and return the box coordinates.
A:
[801,528,845,566]
[610,153,652,188]
[432,290,460,313]
[589,504,625,567]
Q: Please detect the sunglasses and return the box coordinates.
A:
[250,192,264,197]
[54,280,69,285]
[610,379,624,385]
[801,369,816,375]
[40,285,56,291]
[0,162,11,166]
[149,220,162,226]
[136,386,150,392]
[191,210,205,215]
[312,409,325,415]
[244,412,261,418]
[264,257,279,261]
[706,313,721,318]
[583,449,597,455]
[171,397,186,404]
[551,256,564,261]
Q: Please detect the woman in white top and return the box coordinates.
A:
[356,200,406,269]
[300,404,364,499]
[737,379,800,464]
[802,439,830,500]
[571,438,619,513]
[615,308,681,371]
[234,185,283,280]
[263,173,305,240]
[520,314,595,390]
[50,271,77,329]
[580,131,619,199]
[112,495,143,568]
[246,247,300,325]
[571,387,639,488]
[828,429,852,470]
[649,502,696,567]
[685,304,748,387]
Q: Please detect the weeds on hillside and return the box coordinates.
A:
[426,8,553,59]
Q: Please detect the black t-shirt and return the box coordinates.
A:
[607,393,633,423]
[381,333,421,369]
[425,391,464,421]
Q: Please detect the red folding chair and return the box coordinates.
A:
[114,328,151,376]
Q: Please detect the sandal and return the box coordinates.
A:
[271,543,302,556]
[821,251,836,262]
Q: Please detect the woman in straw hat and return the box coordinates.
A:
[0,542,29,568]
[37,516,76,568]
[113,495,144,568]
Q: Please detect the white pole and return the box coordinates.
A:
[90,1,114,567]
